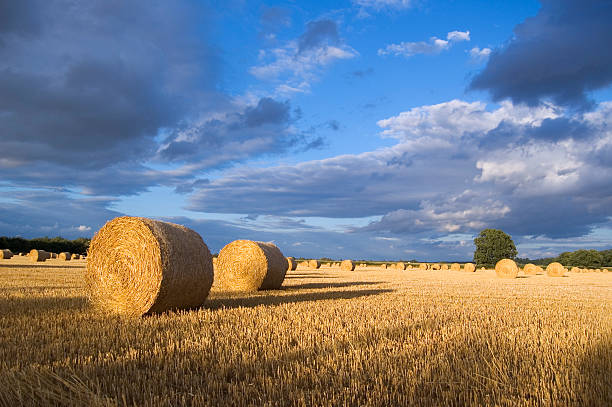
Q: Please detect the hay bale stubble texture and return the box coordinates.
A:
[546,262,565,277]
[29,249,50,262]
[340,259,355,271]
[495,259,519,278]
[286,257,297,271]
[58,252,71,261]
[216,240,287,291]
[86,217,214,316]
[464,263,476,273]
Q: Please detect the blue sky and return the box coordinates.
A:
[1,0,612,261]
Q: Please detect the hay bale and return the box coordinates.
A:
[216,240,287,291]
[523,263,538,275]
[286,257,297,271]
[380,263,387,269]
[419,263,428,270]
[71,253,81,260]
[395,262,405,271]
[570,266,580,273]
[464,263,475,272]
[308,259,321,269]
[29,249,50,262]
[546,262,565,277]
[58,252,71,261]
[1,249,13,259]
[450,263,460,271]
[431,264,440,270]
[86,216,213,316]
[441,264,448,270]
[495,259,518,278]
[340,259,355,271]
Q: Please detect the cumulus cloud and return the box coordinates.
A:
[378,30,470,57]
[470,0,612,106]
[469,47,491,62]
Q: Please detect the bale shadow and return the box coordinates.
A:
[0,296,88,316]
[284,281,382,290]
[206,288,393,311]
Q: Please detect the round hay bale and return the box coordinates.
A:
[523,263,538,275]
[480,266,486,271]
[546,262,565,277]
[464,263,475,272]
[431,264,440,270]
[340,259,355,271]
[216,240,287,291]
[570,266,580,273]
[450,263,460,271]
[308,259,321,269]
[1,249,13,259]
[441,264,449,270]
[86,216,214,316]
[29,249,50,262]
[286,257,297,271]
[419,263,428,270]
[380,263,387,269]
[58,252,71,261]
[395,262,405,271]
[71,253,81,260]
[495,259,518,278]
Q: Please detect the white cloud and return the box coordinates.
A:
[378,30,470,57]
[469,46,491,62]
[76,225,92,232]
[354,0,414,10]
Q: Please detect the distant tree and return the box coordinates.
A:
[473,229,517,267]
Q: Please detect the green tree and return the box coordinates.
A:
[473,229,517,267]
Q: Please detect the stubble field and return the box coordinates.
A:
[0,257,610,406]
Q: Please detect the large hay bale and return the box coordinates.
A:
[419,263,428,270]
[29,249,50,262]
[1,249,13,259]
[523,263,538,275]
[431,264,440,270]
[340,259,355,271]
[495,259,518,278]
[546,262,565,277]
[286,257,297,271]
[450,263,460,271]
[395,262,405,271]
[216,240,287,291]
[441,264,449,270]
[58,252,71,261]
[308,259,321,269]
[464,263,475,272]
[86,216,214,316]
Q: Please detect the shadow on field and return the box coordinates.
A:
[577,333,612,405]
[0,264,84,269]
[0,296,88,316]
[284,274,336,279]
[285,281,382,290]
[207,288,393,311]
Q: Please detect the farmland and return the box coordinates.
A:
[0,257,611,406]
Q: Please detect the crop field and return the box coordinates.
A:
[0,257,611,406]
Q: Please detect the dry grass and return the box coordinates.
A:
[0,257,611,406]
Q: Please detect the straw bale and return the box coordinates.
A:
[58,252,71,261]
[1,249,13,259]
[546,262,565,277]
[85,216,214,316]
[450,263,460,271]
[395,262,406,271]
[71,253,81,260]
[464,263,475,272]
[570,267,580,273]
[286,257,297,271]
[419,263,428,270]
[216,240,287,291]
[441,264,448,270]
[340,259,355,271]
[308,259,321,269]
[29,249,50,262]
[523,263,538,275]
[495,259,518,278]
[431,264,440,270]
[380,263,387,269]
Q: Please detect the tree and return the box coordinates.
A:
[473,229,517,267]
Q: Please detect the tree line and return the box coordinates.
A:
[517,249,612,268]
[0,236,90,255]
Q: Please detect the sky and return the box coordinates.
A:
[1,0,612,261]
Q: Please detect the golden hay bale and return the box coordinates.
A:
[71,253,81,260]
[464,263,475,273]
[308,259,321,269]
[216,240,287,292]
[29,249,50,262]
[86,217,213,316]
[570,266,580,273]
[286,257,297,271]
[58,252,71,261]
[380,263,387,269]
[450,263,460,271]
[395,262,406,271]
[495,259,518,278]
[419,263,428,270]
[441,264,449,270]
[340,259,355,271]
[480,267,486,271]
[431,264,440,270]
[523,263,538,275]
[1,249,13,259]
[546,262,565,277]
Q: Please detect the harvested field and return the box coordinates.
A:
[0,256,611,406]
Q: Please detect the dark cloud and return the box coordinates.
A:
[244,98,290,127]
[0,0,42,37]
[470,0,612,107]
[298,19,339,54]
